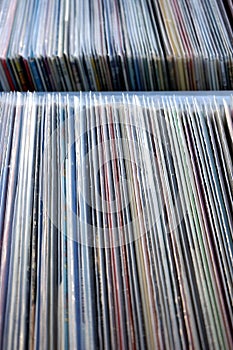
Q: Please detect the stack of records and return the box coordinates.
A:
[0,0,232,92]
[0,92,232,349]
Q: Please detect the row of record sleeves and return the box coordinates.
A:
[0,92,232,349]
[0,0,232,92]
